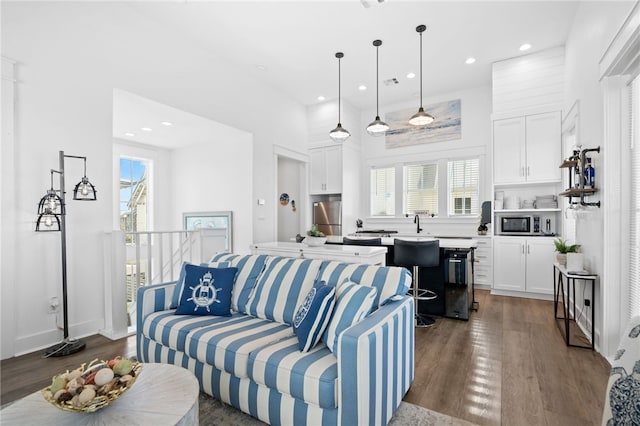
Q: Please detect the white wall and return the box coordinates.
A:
[1,2,307,357]
[563,1,636,355]
[169,133,253,254]
[358,85,493,236]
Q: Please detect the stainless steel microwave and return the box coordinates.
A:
[498,215,540,235]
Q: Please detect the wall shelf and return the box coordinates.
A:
[559,146,601,208]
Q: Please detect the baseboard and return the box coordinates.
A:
[13,319,103,357]
[490,289,554,301]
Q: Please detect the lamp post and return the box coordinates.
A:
[36,150,97,357]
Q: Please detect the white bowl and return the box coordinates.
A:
[304,236,327,246]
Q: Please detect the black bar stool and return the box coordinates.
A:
[343,237,382,246]
[394,239,440,327]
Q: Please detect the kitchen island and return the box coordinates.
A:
[251,241,387,265]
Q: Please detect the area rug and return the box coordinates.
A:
[198,393,476,425]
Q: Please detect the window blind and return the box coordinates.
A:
[447,158,479,215]
[403,163,438,215]
[370,167,395,216]
[628,76,640,319]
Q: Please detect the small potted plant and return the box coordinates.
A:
[553,238,580,266]
[477,223,488,235]
[305,224,327,246]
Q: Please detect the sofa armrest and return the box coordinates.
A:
[136,281,176,329]
[337,295,414,426]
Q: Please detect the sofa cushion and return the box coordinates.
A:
[322,281,377,355]
[316,262,411,309]
[293,280,336,352]
[185,315,294,378]
[175,265,237,316]
[142,310,239,352]
[246,257,323,325]
[208,253,268,313]
[248,335,338,409]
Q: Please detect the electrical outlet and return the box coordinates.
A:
[584,299,591,307]
[48,296,59,314]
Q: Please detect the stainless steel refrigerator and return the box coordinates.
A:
[312,201,342,236]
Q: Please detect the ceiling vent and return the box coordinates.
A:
[383,78,399,86]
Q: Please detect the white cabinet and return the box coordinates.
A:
[474,237,493,286]
[493,237,556,295]
[310,145,342,194]
[493,111,561,184]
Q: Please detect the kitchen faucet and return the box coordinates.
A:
[414,214,423,233]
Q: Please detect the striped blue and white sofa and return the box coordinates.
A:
[137,253,414,425]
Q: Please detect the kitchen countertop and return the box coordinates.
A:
[253,241,387,255]
[334,235,478,249]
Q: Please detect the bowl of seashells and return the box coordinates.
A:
[41,357,142,413]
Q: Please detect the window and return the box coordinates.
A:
[404,163,438,216]
[120,157,149,242]
[448,158,479,216]
[370,167,395,216]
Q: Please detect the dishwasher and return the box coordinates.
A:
[443,249,472,320]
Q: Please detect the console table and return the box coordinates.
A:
[0,363,199,425]
[553,262,597,350]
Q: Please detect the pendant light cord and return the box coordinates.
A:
[419,29,423,110]
[376,44,380,116]
[338,56,342,123]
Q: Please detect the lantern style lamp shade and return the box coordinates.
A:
[35,209,61,232]
[73,176,97,200]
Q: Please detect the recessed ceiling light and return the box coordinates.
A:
[465,57,476,64]
[141,127,152,132]
[406,72,416,79]
[519,43,532,51]
[358,85,367,91]
[256,64,267,71]
[160,121,173,126]
[317,96,326,101]
[124,132,135,137]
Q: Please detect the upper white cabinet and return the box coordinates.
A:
[493,111,561,184]
[310,145,342,194]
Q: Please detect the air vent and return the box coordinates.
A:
[383,78,399,86]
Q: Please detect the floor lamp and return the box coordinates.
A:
[36,151,97,357]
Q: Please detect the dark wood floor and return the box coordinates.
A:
[404,290,610,425]
[1,290,610,425]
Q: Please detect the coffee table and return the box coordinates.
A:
[1,363,199,425]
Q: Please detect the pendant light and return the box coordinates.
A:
[409,25,435,126]
[366,40,389,136]
[329,52,351,142]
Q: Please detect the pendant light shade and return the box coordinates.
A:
[366,40,389,136]
[409,25,435,126]
[329,52,351,142]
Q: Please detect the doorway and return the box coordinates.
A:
[277,155,306,242]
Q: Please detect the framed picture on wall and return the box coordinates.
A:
[183,211,233,252]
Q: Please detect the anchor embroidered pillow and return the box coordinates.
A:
[175,264,238,316]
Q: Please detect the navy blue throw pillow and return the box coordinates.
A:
[175,264,238,316]
[293,280,336,352]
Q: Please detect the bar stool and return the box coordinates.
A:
[394,239,440,327]
[343,237,382,246]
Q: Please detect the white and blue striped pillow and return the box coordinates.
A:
[246,257,323,325]
[207,253,268,313]
[293,280,336,352]
[322,280,377,355]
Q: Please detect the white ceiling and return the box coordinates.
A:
[114,0,583,146]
